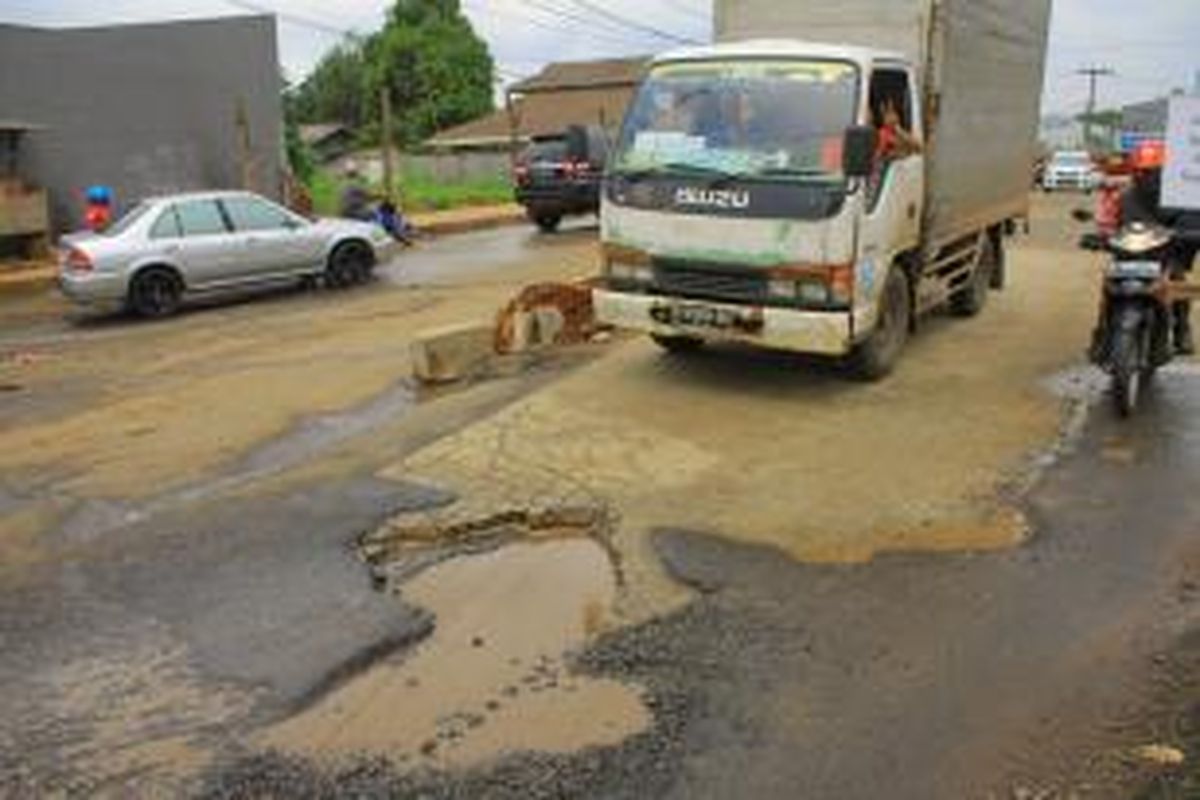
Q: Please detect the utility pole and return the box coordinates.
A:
[235,97,253,191]
[1077,66,1115,149]
[380,85,395,203]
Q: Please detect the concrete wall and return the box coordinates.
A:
[341,150,513,186]
[0,17,282,232]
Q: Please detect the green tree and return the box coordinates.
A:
[282,87,315,182]
[292,43,371,128]
[291,0,494,147]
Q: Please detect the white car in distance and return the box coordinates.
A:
[1042,151,1099,193]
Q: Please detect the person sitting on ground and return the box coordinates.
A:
[375,199,415,246]
[338,165,374,222]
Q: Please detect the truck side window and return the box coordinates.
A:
[867,68,916,208]
[869,69,914,137]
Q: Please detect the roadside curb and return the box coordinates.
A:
[0,264,56,297]
[412,205,526,238]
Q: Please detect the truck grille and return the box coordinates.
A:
[653,261,767,305]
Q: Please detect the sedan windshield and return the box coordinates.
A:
[614,59,859,181]
[1053,153,1091,167]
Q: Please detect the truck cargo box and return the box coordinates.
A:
[715,0,1052,245]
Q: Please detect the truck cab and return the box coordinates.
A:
[594,32,1030,379]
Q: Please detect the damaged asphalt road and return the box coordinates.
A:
[198,366,1200,800]
[0,475,448,796]
[3,206,1200,798]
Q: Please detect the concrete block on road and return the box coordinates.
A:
[411,322,496,384]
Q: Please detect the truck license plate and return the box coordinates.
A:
[651,302,750,331]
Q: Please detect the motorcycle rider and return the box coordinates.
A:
[1120,140,1195,355]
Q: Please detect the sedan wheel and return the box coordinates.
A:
[326,242,373,289]
[128,269,183,318]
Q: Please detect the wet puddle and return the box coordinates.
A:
[261,538,648,766]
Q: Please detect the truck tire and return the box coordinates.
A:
[535,215,562,234]
[652,334,705,354]
[951,236,995,317]
[849,267,911,381]
[988,233,1007,290]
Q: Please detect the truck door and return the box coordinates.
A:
[855,67,924,330]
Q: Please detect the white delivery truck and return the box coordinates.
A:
[594,0,1052,378]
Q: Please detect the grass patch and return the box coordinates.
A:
[309,167,513,216]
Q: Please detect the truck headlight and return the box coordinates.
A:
[768,279,797,299]
[797,281,830,305]
[609,262,653,284]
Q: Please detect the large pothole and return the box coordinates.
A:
[259,504,648,768]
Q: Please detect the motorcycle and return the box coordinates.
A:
[1082,220,1177,417]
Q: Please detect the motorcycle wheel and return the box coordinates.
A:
[1110,311,1146,418]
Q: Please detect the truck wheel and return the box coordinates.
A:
[128,267,183,318]
[535,215,562,234]
[951,237,995,317]
[988,234,1007,290]
[849,267,911,381]
[652,334,705,354]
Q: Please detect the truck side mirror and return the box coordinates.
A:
[565,125,590,162]
[843,126,878,178]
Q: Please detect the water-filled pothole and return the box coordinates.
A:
[260,506,647,767]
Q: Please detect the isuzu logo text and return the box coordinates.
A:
[674,187,751,210]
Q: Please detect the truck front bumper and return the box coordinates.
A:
[593,290,853,356]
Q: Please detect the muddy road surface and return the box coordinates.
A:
[1,199,1198,798]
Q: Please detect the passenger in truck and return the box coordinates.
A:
[875,99,922,162]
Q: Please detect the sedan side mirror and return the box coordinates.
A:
[843,125,878,179]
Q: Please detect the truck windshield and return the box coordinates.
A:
[614,59,858,182]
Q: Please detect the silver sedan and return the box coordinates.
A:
[58,190,399,317]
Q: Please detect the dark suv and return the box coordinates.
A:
[514,125,608,233]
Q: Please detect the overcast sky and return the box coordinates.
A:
[4,0,1199,115]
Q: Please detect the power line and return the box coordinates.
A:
[565,0,698,43]
[519,0,659,43]
[220,0,357,39]
[464,0,644,49]
[558,0,700,45]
